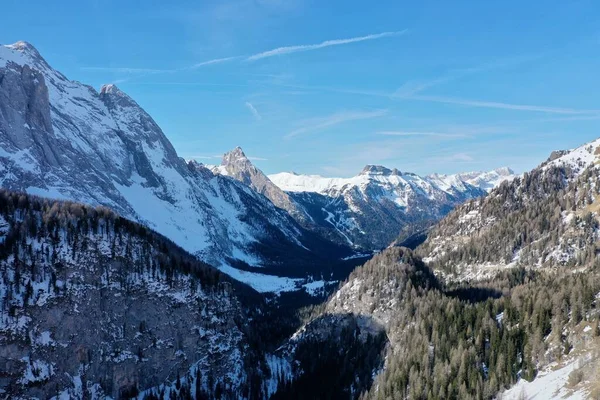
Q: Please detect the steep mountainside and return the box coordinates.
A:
[418,138,600,280]
[0,190,270,399]
[267,167,514,250]
[211,148,360,247]
[212,147,307,222]
[0,41,352,292]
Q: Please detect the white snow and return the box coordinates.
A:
[546,137,600,176]
[265,354,293,396]
[217,264,302,293]
[18,357,54,385]
[500,359,587,400]
[303,280,327,296]
[269,167,514,197]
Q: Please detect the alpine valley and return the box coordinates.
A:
[1,40,600,400]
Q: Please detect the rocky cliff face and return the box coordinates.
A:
[0,190,258,399]
[0,41,351,292]
[214,147,307,222]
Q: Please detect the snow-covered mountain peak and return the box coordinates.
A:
[359,165,401,176]
[268,166,498,249]
[99,83,141,108]
[6,40,38,55]
[1,41,56,74]
[3,41,45,63]
[222,146,252,166]
[494,166,515,176]
[426,167,516,194]
[214,147,310,224]
[451,167,517,192]
[100,83,123,96]
[544,136,600,175]
[228,146,247,158]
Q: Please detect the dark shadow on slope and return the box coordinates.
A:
[393,229,428,249]
[271,313,388,400]
[443,267,538,303]
[444,286,503,303]
[226,253,370,282]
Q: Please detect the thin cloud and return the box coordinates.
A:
[394,54,543,97]
[407,95,600,115]
[81,67,168,73]
[190,56,240,69]
[83,56,240,78]
[247,30,406,61]
[186,155,223,159]
[436,153,475,163]
[286,109,388,139]
[276,83,599,116]
[274,83,389,97]
[425,152,476,164]
[247,156,268,161]
[245,102,262,120]
[377,131,470,138]
[394,77,453,98]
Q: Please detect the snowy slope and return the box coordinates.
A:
[0,41,348,292]
[544,137,600,175]
[501,359,587,400]
[267,165,511,250]
[269,166,514,196]
[419,137,600,279]
[430,167,516,193]
[212,147,308,222]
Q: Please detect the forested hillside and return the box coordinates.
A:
[0,189,273,399]
[419,158,600,279]
[279,247,600,399]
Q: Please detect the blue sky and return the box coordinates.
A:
[2,0,600,176]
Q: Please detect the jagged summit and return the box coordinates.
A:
[268,165,513,249]
[1,40,53,72]
[99,83,140,109]
[216,146,308,222]
[6,40,38,53]
[222,146,251,166]
[493,166,515,175]
[360,165,401,176]
[100,83,121,95]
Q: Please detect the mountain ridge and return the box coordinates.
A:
[265,164,515,249]
[0,40,353,293]
[417,136,600,280]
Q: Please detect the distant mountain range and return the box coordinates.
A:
[210,147,515,251]
[267,166,514,249]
